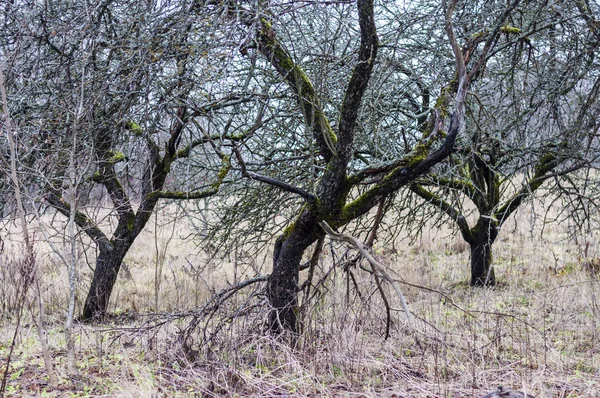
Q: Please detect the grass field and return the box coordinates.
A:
[1,204,600,397]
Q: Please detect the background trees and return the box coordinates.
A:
[1,1,263,319]
[4,0,600,396]
[409,0,600,285]
[0,0,598,337]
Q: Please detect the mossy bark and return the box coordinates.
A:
[81,200,157,320]
[268,210,320,333]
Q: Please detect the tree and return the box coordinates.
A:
[410,0,600,285]
[0,1,263,320]
[204,0,527,333]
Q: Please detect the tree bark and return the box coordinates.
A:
[470,240,494,286]
[82,246,129,319]
[268,211,319,333]
[469,217,498,286]
[80,196,160,320]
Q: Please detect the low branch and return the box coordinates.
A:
[318,221,413,329]
[45,192,112,253]
[366,198,393,339]
[194,275,269,317]
[233,145,317,203]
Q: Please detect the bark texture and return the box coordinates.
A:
[469,218,498,286]
[83,245,130,319]
[268,212,320,333]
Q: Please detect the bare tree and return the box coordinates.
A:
[0,1,260,320]
[197,0,527,333]
[409,0,600,285]
[1,61,57,393]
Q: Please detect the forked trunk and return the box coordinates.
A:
[80,191,159,320]
[469,217,498,286]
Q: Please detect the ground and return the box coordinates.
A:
[1,203,599,397]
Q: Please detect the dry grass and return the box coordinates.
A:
[1,204,600,397]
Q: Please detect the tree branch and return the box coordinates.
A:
[92,129,136,232]
[574,0,600,40]
[340,92,467,225]
[172,133,245,161]
[337,0,378,160]
[255,18,337,161]
[189,93,266,117]
[233,145,317,204]
[149,155,231,201]
[445,0,466,80]
[318,220,413,329]
[494,150,560,223]
[410,183,473,243]
[467,0,522,81]
[45,192,112,253]
[419,176,476,197]
[338,1,472,223]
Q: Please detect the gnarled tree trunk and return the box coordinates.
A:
[256,0,469,334]
[82,246,129,319]
[469,217,498,286]
[268,211,319,333]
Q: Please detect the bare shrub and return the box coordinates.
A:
[0,256,22,316]
[581,257,600,277]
